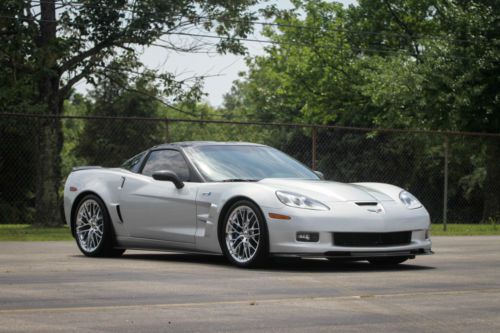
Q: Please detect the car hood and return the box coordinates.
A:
[258,179,394,203]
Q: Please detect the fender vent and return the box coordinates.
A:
[116,205,124,223]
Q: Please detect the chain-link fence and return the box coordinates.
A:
[1,113,499,226]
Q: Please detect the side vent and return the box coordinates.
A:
[116,205,124,223]
[355,202,378,206]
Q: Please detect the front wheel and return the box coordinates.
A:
[368,257,408,266]
[220,200,269,268]
[73,194,124,257]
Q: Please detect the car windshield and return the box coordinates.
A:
[185,145,319,182]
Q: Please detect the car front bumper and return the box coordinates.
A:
[262,201,433,258]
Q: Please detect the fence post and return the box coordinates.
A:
[312,126,317,170]
[443,135,449,231]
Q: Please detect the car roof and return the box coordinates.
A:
[152,141,267,150]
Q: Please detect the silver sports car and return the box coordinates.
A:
[63,141,432,267]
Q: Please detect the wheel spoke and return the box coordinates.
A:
[248,241,256,251]
[242,243,248,259]
[77,224,90,231]
[84,203,91,220]
[78,228,90,237]
[228,222,240,233]
[87,232,94,248]
[232,237,243,248]
[241,243,247,259]
[234,242,243,257]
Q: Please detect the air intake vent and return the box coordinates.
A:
[355,202,378,206]
[333,231,412,247]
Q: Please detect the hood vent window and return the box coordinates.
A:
[355,202,378,206]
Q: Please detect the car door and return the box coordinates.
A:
[119,149,198,244]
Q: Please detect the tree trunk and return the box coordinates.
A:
[34,110,63,226]
[34,0,64,226]
[483,141,500,222]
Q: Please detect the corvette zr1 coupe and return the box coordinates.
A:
[63,141,433,268]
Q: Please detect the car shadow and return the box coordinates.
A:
[112,252,435,273]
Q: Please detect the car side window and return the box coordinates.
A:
[141,150,191,181]
[121,152,146,172]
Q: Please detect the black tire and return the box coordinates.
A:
[73,194,125,258]
[368,257,408,266]
[220,200,269,268]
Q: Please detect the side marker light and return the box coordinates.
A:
[268,213,291,220]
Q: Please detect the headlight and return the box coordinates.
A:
[276,191,330,211]
[399,190,422,209]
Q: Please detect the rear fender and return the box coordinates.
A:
[64,169,129,237]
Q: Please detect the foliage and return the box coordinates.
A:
[75,70,165,166]
[224,1,370,125]
[222,0,500,221]
[61,95,90,177]
[0,0,261,225]
[1,0,499,224]
[0,117,36,224]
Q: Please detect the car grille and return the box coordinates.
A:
[332,231,412,247]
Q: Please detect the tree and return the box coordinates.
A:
[350,0,500,219]
[76,70,165,166]
[223,0,500,221]
[0,0,259,225]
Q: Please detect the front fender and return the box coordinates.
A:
[194,182,284,253]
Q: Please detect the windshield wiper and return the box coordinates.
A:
[221,179,260,182]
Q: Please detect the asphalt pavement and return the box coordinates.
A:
[1,236,499,332]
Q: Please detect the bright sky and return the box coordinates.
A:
[139,33,265,108]
[76,1,356,107]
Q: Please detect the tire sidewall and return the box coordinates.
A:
[220,199,269,268]
[73,194,112,257]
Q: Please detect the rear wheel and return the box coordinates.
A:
[220,200,269,268]
[368,257,408,266]
[73,194,124,257]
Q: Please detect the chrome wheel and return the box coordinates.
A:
[76,199,104,253]
[225,205,261,264]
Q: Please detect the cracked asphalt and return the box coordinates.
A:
[1,236,499,332]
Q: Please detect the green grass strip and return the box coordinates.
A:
[0,224,72,241]
[430,223,500,236]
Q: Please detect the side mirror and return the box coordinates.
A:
[152,170,184,189]
[313,170,325,180]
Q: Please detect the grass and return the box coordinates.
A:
[430,223,499,236]
[0,224,72,241]
[0,223,498,241]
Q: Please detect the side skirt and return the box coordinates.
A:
[115,236,217,255]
